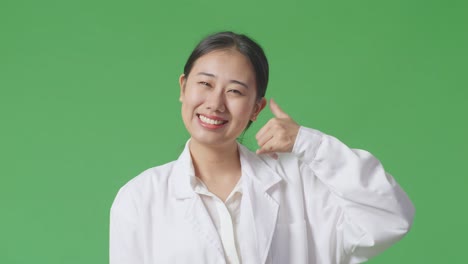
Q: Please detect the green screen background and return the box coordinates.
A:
[1,0,467,263]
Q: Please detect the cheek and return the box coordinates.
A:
[228,100,255,119]
[182,90,205,109]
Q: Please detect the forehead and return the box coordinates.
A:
[190,49,256,83]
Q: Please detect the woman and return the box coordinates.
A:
[110,31,414,264]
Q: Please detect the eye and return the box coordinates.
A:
[228,89,243,95]
[198,81,211,87]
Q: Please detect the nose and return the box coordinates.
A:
[205,89,226,112]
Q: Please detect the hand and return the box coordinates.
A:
[255,98,300,159]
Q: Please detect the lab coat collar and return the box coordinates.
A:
[168,140,226,260]
[169,139,283,263]
[169,139,282,199]
[169,140,196,200]
[237,143,282,193]
[238,143,282,263]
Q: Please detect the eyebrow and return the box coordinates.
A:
[196,72,249,89]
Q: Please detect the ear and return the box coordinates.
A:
[251,97,267,121]
[179,74,186,102]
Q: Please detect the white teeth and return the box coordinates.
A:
[199,115,225,125]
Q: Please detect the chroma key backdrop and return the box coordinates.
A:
[1,0,467,263]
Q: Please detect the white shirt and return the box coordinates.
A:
[191,175,243,264]
[110,127,415,264]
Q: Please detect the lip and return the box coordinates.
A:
[197,113,228,121]
[196,114,229,129]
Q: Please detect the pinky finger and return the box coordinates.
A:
[269,153,279,160]
[256,139,276,155]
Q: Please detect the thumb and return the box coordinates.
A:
[269,98,289,118]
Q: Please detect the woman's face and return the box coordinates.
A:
[179,49,266,148]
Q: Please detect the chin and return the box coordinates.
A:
[189,131,238,148]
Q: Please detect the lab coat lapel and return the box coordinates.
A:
[169,141,226,262]
[183,195,225,260]
[239,144,282,264]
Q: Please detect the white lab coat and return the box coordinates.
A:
[110,127,414,264]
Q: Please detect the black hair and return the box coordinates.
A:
[183,31,269,131]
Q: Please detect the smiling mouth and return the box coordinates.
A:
[197,114,228,126]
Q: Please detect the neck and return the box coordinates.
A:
[188,139,241,182]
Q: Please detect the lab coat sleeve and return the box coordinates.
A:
[292,126,415,263]
[110,184,143,264]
